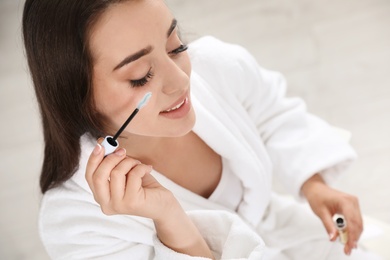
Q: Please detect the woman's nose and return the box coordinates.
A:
[160,57,190,95]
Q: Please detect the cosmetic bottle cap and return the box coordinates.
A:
[102,136,119,156]
[333,214,347,230]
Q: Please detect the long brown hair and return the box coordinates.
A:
[22,0,127,193]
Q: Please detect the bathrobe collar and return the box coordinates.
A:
[189,72,272,226]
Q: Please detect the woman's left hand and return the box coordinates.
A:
[301,174,362,256]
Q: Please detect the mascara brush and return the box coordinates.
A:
[101,92,152,156]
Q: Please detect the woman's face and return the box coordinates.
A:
[89,0,194,138]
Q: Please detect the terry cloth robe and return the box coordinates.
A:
[39,37,380,260]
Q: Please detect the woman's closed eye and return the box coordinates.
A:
[168,44,188,55]
[129,68,154,87]
[129,44,187,87]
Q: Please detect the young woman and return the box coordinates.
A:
[22,0,382,259]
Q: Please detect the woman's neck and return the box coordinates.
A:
[117,132,189,166]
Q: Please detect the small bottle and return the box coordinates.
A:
[333,214,348,244]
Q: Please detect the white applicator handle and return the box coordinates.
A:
[102,136,119,156]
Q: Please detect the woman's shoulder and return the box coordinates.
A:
[39,177,95,224]
[188,36,250,60]
[39,134,99,229]
[39,133,97,212]
[38,179,94,247]
[187,36,267,92]
[188,36,273,100]
[188,36,259,74]
[39,180,155,258]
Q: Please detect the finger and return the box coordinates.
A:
[124,164,152,201]
[342,201,362,254]
[319,209,339,242]
[85,143,105,193]
[109,157,141,201]
[322,212,339,242]
[92,148,127,205]
[141,168,159,187]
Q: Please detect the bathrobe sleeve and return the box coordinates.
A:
[189,36,356,199]
[39,178,265,260]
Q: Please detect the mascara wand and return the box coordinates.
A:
[101,92,152,156]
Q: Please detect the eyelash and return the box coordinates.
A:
[130,69,154,88]
[169,44,188,55]
[129,44,188,88]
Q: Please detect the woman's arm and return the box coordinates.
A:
[301,173,362,256]
[154,202,214,259]
[189,37,357,199]
[85,143,214,259]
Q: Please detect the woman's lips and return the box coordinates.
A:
[159,94,191,119]
[161,98,186,113]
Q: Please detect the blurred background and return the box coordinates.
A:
[1,0,389,259]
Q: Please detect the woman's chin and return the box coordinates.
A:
[165,109,196,137]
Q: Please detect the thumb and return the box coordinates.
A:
[319,210,338,242]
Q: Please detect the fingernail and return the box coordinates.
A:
[353,241,358,249]
[115,148,126,156]
[93,144,102,155]
[329,232,336,241]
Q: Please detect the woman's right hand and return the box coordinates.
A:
[85,142,176,220]
[86,141,215,259]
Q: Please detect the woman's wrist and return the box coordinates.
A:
[301,173,327,200]
[153,197,214,259]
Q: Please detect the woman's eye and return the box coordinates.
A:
[168,44,188,55]
[129,69,154,87]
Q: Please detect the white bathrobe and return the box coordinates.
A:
[39,37,378,260]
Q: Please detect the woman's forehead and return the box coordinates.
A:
[88,0,173,64]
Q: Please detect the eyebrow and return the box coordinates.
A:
[113,19,178,72]
[167,19,177,37]
[113,46,152,71]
